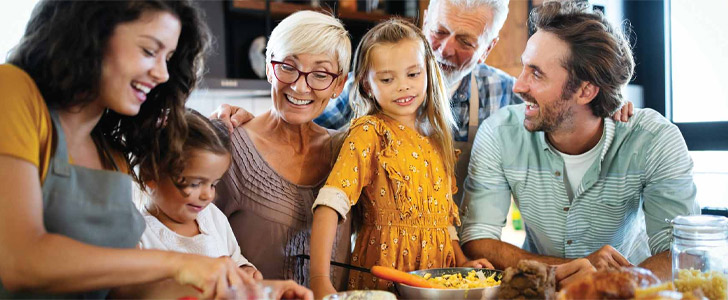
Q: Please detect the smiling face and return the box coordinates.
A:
[424,0,494,86]
[267,53,344,125]
[98,11,181,116]
[149,149,231,227]
[366,39,427,127]
[514,30,577,133]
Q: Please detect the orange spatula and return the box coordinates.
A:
[370,266,445,289]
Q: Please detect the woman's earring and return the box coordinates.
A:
[332,93,337,98]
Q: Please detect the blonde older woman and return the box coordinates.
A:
[214,11,352,290]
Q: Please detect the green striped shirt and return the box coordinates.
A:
[460,104,699,264]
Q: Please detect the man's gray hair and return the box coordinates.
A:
[427,0,510,40]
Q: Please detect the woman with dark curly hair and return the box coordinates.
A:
[0,1,257,298]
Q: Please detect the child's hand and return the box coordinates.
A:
[460,258,495,269]
[262,280,313,300]
[241,265,264,280]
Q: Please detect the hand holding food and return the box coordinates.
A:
[262,280,313,300]
[173,255,260,299]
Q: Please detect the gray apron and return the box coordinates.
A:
[0,110,146,299]
[454,73,480,208]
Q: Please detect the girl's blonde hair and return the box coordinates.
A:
[350,18,457,177]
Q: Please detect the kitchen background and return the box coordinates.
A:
[2,0,726,235]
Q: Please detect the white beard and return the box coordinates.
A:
[438,59,473,88]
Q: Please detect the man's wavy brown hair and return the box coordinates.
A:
[8,0,211,184]
[530,1,634,118]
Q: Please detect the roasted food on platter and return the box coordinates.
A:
[421,269,500,289]
[557,267,659,299]
[496,260,557,299]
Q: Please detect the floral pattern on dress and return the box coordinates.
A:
[323,115,460,291]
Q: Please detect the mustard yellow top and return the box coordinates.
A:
[0,64,128,182]
[313,114,460,290]
[0,64,54,182]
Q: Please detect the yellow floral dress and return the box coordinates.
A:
[314,114,460,290]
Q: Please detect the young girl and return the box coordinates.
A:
[130,109,311,300]
[145,110,257,262]
[309,19,492,297]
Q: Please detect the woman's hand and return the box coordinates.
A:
[310,276,336,300]
[209,104,254,132]
[173,254,261,299]
[240,265,263,281]
[263,280,313,300]
[459,258,495,269]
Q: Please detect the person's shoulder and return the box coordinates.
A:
[206,202,226,218]
[346,115,392,141]
[0,64,41,98]
[350,115,388,130]
[473,63,516,83]
[623,108,679,135]
[483,104,526,128]
[0,64,32,81]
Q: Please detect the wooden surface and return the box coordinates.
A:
[484,0,529,77]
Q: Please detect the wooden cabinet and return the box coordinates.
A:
[224,0,419,79]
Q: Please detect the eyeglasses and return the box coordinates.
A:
[270,60,340,91]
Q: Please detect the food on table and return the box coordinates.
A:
[634,282,708,300]
[497,260,557,299]
[635,282,678,298]
[420,269,500,289]
[674,269,727,300]
[558,266,659,299]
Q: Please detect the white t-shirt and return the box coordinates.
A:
[140,203,254,268]
[550,133,605,202]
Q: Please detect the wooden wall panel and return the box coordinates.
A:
[484,0,529,77]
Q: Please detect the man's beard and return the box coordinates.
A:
[437,59,471,88]
[520,91,574,133]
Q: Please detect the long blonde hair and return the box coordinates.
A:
[350,18,457,177]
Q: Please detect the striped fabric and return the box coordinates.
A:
[459,104,699,264]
